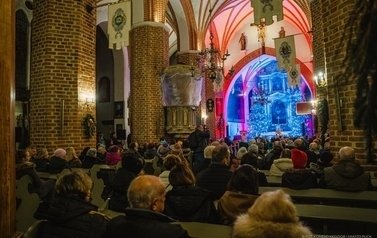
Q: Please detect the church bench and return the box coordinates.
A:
[295,204,377,234]
[173,221,232,238]
[259,187,377,208]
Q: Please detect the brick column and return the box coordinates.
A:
[30,0,97,152]
[129,22,169,143]
[0,1,16,237]
[318,0,366,161]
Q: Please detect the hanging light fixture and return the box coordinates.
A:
[197,31,233,82]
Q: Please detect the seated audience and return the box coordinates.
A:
[96,144,107,164]
[123,142,143,160]
[230,147,247,172]
[319,146,374,191]
[78,147,90,162]
[217,164,259,225]
[109,154,144,212]
[164,163,218,223]
[26,145,38,161]
[294,138,317,167]
[81,148,98,168]
[31,148,50,172]
[159,154,182,190]
[261,141,283,170]
[193,145,215,176]
[42,170,109,238]
[16,149,55,212]
[309,142,321,159]
[196,145,232,199]
[49,148,71,174]
[269,149,293,177]
[282,148,317,189]
[144,142,163,174]
[241,149,268,187]
[106,175,189,238]
[310,151,333,178]
[232,189,312,238]
[105,145,122,165]
[66,147,82,168]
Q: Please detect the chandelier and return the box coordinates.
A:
[314,72,327,88]
[196,31,234,82]
[252,82,270,104]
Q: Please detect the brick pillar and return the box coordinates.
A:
[129,23,169,143]
[318,0,367,161]
[30,0,97,152]
[0,1,16,236]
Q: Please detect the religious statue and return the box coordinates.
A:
[279,26,286,38]
[250,20,267,47]
[239,33,246,51]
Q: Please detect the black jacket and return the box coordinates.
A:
[196,162,233,199]
[81,155,98,169]
[16,162,42,193]
[282,168,318,190]
[192,159,211,176]
[108,168,137,212]
[42,195,108,238]
[106,208,189,238]
[164,185,219,223]
[31,158,50,172]
[49,156,71,174]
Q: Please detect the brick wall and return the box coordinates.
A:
[129,24,168,143]
[30,0,96,153]
[313,0,372,162]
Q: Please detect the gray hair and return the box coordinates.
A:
[86,148,97,157]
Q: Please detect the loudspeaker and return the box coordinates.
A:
[117,129,126,140]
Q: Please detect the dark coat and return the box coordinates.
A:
[319,160,374,191]
[81,155,98,169]
[164,185,219,223]
[108,168,137,212]
[49,156,70,174]
[192,159,211,176]
[297,146,318,168]
[16,162,42,193]
[106,208,189,238]
[282,168,318,189]
[42,195,108,238]
[196,162,233,199]
[31,158,50,172]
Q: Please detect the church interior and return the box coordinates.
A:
[1,0,377,236]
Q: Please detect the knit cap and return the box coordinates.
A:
[248,144,259,154]
[237,147,248,160]
[53,148,66,159]
[291,148,307,169]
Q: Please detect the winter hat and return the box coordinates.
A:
[319,151,333,164]
[108,145,119,153]
[86,148,97,157]
[159,146,170,156]
[286,140,295,149]
[122,155,144,175]
[248,144,259,154]
[291,148,307,169]
[53,148,66,159]
[237,147,248,160]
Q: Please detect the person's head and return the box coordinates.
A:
[36,148,49,159]
[309,142,319,152]
[26,145,37,157]
[65,147,78,160]
[108,145,120,154]
[147,142,155,150]
[110,131,116,137]
[16,149,30,164]
[232,189,312,237]
[237,147,248,160]
[211,145,230,165]
[86,148,97,158]
[291,148,308,169]
[169,163,195,186]
[204,145,215,159]
[55,170,93,202]
[240,153,258,169]
[196,125,204,131]
[227,164,259,195]
[338,146,355,161]
[127,175,166,213]
[248,144,259,154]
[294,138,304,148]
[280,148,291,159]
[53,148,67,160]
[163,154,182,170]
[170,143,183,157]
[319,151,333,164]
[122,154,144,175]
[97,144,106,155]
[129,142,139,151]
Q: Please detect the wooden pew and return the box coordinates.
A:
[173,222,232,238]
[259,187,377,208]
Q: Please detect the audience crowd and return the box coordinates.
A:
[16,131,375,237]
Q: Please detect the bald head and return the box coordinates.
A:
[127,175,166,212]
[338,146,355,161]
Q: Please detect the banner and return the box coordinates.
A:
[108,1,131,50]
[274,35,296,70]
[287,64,301,87]
[251,0,283,25]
